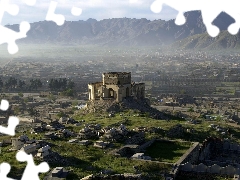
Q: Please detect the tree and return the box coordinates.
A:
[49,78,74,92]
[59,78,67,90]
[27,108,40,117]
[14,106,20,115]
[72,100,78,106]
[18,80,26,89]
[67,80,75,89]
[188,107,194,117]
[5,77,17,90]
[0,78,3,90]
[57,111,66,118]
[48,94,56,101]
[18,92,24,97]
[36,79,42,89]
[215,115,222,122]
[29,79,42,90]
[62,88,74,97]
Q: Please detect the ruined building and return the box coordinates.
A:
[88,72,145,102]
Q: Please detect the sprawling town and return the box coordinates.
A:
[0,48,240,180]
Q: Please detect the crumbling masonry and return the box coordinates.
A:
[88,72,145,102]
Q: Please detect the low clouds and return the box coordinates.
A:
[2,0,178,25]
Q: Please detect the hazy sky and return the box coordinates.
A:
[2,0,178,25]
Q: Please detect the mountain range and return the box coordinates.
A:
[8,11,240,50]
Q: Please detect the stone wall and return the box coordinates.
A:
[176,142,200,165]
[132,83,145,99]
[88,82,103,100]
[138,138,156,151]
[103,72,131,85]
[168,141,200,179]
[179,162,240,177]
[81,173,142,180]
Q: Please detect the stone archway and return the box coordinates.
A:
[109,88,114,98]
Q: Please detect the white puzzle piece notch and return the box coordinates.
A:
[46,1,82,25]
[0,0,32,54]
[46,1,65,26]
[0,0,19,24]
[0,163,15,180]
[0,99,9,111]
[0,21,30,54]
[16,151,49,180]
[0,116,19,136]
[71,7,82,16]
[0,100,19,136]
[150,0,240,37]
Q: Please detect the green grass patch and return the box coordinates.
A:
[144,141,192,163]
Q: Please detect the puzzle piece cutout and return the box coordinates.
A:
[0,99,9,111]
[0,116,19,136]
[150,0,240,37]
[0,21,30,54]
[16,151,49,180]
[0,0,19,24]
[0,99,19,136]
[71,6,82,17]
[46,0,82,26]
[46,1,65,26]
[0,162,15,180]
[0,0,35,54]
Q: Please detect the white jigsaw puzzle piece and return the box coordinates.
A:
[0,99,9,111]
[0,21,30,54]
[46,1,65,26]
[0,100,19,136]
[0,0,19,24]
[0,0,33,54]
[71,6,82,16]
[0,116,19,136]
[16,151,49,180]
[150,0,240,37]
[0,162,15,180]
[46,1,82,25]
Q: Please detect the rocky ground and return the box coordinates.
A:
[81,97,170,120]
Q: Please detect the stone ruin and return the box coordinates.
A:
[167,124,185,138]
[176,137,240,179]
[88,72,145,102]
[179,162,240,177]
[125,132,145,145]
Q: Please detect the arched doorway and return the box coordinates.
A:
[109,88,114,98]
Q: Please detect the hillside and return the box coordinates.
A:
[171,31,240,50]
[7,11,238,50]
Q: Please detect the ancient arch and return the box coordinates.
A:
[109,88,114,98]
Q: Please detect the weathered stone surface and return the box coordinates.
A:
[209,164,221,174]
[181,162,192,172]
[167,124,185,138]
